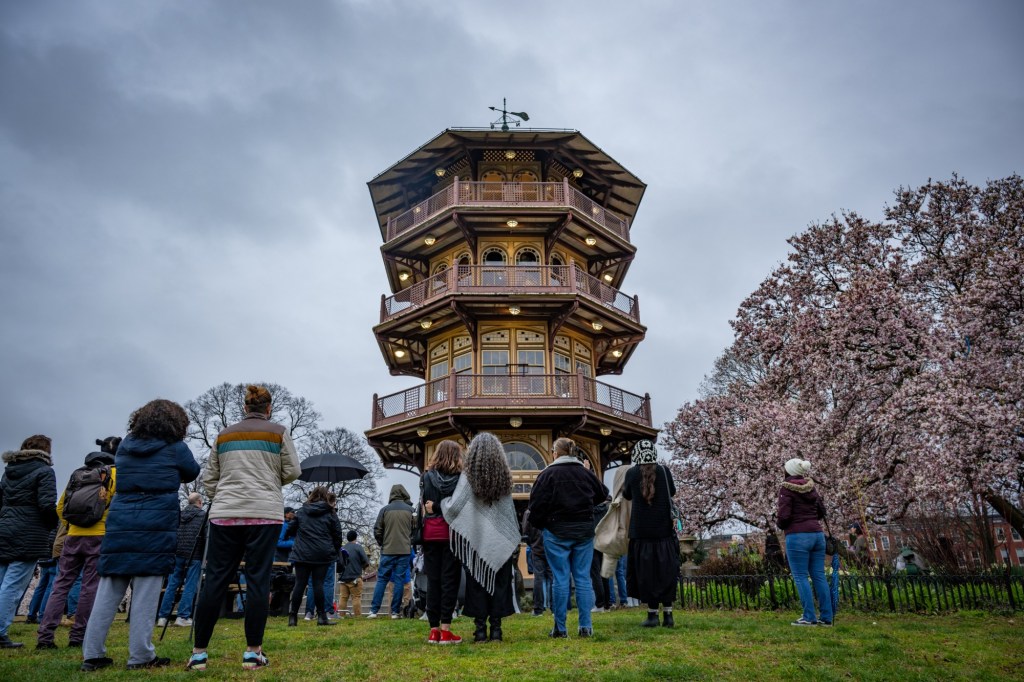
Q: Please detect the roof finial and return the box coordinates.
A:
[488,98,529,132]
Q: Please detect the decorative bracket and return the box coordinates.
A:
[545,213,573,255]
[450,301,478,353]
[587,251,634,278]
[453,213,477,254]
[448,415,474,443]
[547,301,579,351]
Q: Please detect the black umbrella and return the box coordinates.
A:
[298,453,370,483]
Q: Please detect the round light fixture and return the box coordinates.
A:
[435,168,446,177]
[584,235,597,246]
[506,219,518,228]
[398,271,411,281]
[419,318,433,330]
[424,234,436,246]
[417,426,430,438]
[504,150,517,160]
[600,427,612,436]
[572,168,584,179]
[394,349,407,358]
[611,349,623,358]
[603,273,613,282]
[509,416,523,428]
[508,305,521,316]
[591,320,603,331]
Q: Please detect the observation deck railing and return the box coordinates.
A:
[371,372,651,429]
[385,179,630,241]
[380,264,639,324]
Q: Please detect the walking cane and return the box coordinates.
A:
[159,504,210,642]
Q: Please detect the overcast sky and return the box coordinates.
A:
[2,1,1022,502]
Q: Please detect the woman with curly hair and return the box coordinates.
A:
[80,399,200,671]
[285,486,343,627]
[420,440,463,645]
[439,432,520,643]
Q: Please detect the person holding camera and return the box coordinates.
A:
[776,457,832,627]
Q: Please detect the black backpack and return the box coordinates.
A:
[62,465,112,528]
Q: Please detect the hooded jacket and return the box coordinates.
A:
[0,449,58,562]
[776,476,825,535]
[287,500,343,565]
[373,485,413,556]
[99,434,200,576]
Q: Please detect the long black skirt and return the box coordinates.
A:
[626,537,679,608]
[462,557,515,620]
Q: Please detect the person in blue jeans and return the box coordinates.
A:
[0,435,59,649]
[156,493,206,627]
[368,485,413,618]
[776,458,833,626]
[607,554,628,607]
[526,437,607,638]
[26,557,58,623]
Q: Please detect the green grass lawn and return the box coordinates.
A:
[1,609,1020,681]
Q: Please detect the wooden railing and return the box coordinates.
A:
[385,179,630,241]
[380,264,640,323]
[371,372,652,429]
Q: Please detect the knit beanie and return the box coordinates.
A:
[784,458,811,477]
[631,439,658,465]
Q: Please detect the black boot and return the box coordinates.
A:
[288,612,298,627]
[317,611,336,626]
[640,610,660,627]
[662,611,675,628]
[489,617,503,642]
[473,618,488,643]
[0,634,23,649]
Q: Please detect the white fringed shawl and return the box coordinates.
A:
[440,474,520,595]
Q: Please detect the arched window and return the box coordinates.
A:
[482,247,507,286]
[515,247,540,265]
[456,252,473,286]
[549,252,567,285]
[503,442,545,470]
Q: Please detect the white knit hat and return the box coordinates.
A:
[784,458,811,477]
[632,439,658,465]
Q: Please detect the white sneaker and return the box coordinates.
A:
[591,607,606,613]
[390,613,401,620]
[156,618,167,627]
[419,612,428,621]
[366,612,378,619]
[174,617,192,627]
[304,613,313,621]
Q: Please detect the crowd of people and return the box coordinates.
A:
[0,382,843,672]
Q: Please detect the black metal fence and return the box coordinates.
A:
[678,571,1024,613]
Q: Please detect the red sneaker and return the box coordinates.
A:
[428,628,441,645]
[439,629,462,645]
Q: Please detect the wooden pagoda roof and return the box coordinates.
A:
[367,128,647,240]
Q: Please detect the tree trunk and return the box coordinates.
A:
[983,490,1024,542]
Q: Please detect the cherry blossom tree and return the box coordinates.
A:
[665,176,1023,540]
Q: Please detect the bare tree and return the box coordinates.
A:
[181,381,323,502]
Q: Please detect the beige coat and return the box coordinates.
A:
[596,464,632,578]
[204,414,301,520]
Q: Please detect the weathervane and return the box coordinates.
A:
[489,98,529,131]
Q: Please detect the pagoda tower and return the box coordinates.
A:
[365,124,657,507]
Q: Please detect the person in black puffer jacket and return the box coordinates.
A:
[286,487,343,626]
[0,435,58,649]
[420,440,463,645]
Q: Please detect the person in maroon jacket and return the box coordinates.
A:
[776,458,833,626]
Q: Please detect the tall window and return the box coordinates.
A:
[518,349,545,394]
[881,536,890,551]
[482,349,509,394]
[482,247,507,286]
